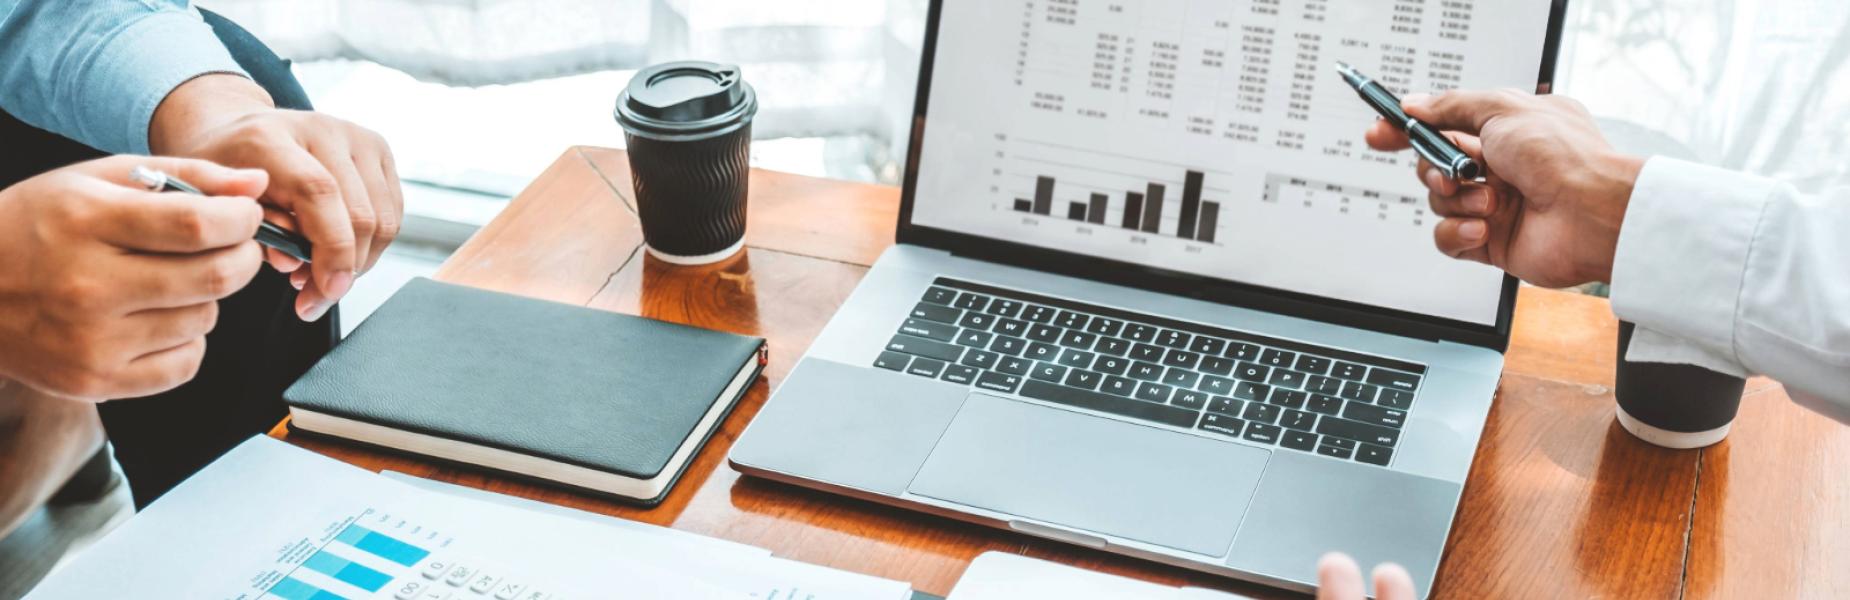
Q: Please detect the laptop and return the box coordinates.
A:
[732,0,1569,596]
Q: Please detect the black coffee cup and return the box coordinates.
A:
[1614,321,1747,448]
[614,61,757,264]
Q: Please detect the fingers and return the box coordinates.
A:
[111,338,208,400]
[1435,218,1493,264]
[119,240,265,310]
[125,302,219,352]
[261,207,304,273]
[356,146,401,274]
[1316,553,1366,600]
[1429,183,1496,219]
[260,143,357,305]
[1372,563,1418,600]
[308,138,374,281]
[1402,89,1525,135]
[1365,118,1411,151]
[93,191,263,254]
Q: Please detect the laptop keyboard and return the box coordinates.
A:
[874,278,1425,468]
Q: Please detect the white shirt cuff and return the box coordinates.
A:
[1609,156,1777,370]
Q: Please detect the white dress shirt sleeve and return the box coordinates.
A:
[1610,157,1850,423]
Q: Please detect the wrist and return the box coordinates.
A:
[1576,151,1646,283]
[148,74,275,155]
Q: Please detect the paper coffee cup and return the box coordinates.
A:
[614,61,757,265]
[1614,321,1746,449]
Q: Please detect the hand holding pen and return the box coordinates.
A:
[131,166,314,263]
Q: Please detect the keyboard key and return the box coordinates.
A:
[1378,388,1415,409]
[1171,390,1210,410]
[1135,382,1174,403]
[1026,342,1060,361]
[1155,329,1192,349]
[1294,355,1332,375]
[907,358,946,378]
[1198,375,1235,396]
[1259,349,1296,368]
[1269,389,1308,409]
[469,574,499,594]
[1026,323,1062,343]
[1242,401,1280,424]
[1198,356,1236,376]
[1198,413,1244,437]
[1094,338,1131,356]
[953,292,990,311]
[993,318,1029,337]
[394,580,427,599]
[911,302,962,324]
[1101,375,1138,396]
[1161,348,1201,369]
[1356,444,1394,466]
[1059,329,1098,349]
[961,349,999,370]
[997,356,1032,375]
[495,583,527,600]
[1367,369,1422,391]
[1226,343,1261,361]
[898,318,957,342]
[922,286,957,305]
[1086,317,1125,336]
[1019,380,1198,427]
[990,336,1026,356]
[1123,324,1158,342]
[1317,417,1401,447]
[1189,336,1227,355]
[1128,361,1165,381]
[1343,402,1407,428]
[955,330,993,348]
[874,351,910,372]
[941,364,979,384]
[887,334,964,362]
[1207,396,1243,416]
[1129,343,1165,362]
[1064,369,1104,390]
[1332,361,1368,381]
[445,565,475,586]
[958,312,996,331]
[1055,311,1090,329]
[1316,443,1354,460]
[1021,305,1057,323]
[1056,348,1096,369]
[1306,375,1342,395]
[1281,430,1319,451]
[1030,362,1068,382]
[1340,381,1378,403]
[1161,367,1200,388]
[976,370,1022,393]
[1281,409,1318,431]
[1234,362,1270,382]
[420,560,450,580]
[1243,422,1282,445]
[1267,369,1305,389]
[1233,381,1270,401]
[986,299,1024,318]
[1093,356,1129,375]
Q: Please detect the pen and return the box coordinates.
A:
[1333,61,1481,182]
[129,166,313,263]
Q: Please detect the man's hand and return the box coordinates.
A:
[151,74,403,321]
[1365,89,1646,288]
[1316,553,1416,600]
[0,156,268,401]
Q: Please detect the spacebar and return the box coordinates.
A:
[1018,380,1200,428]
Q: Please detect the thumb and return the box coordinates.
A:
[101,155,269,199]
[1403,89,1525,135]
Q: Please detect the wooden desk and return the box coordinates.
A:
[273,147,1848,598]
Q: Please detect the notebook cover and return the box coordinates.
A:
[284,278,765,483]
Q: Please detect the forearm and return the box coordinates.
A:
[149,73,276,155]
[1611,157,1850,421]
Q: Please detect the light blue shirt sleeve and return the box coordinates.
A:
[0,0,250,155]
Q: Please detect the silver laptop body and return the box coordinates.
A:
[732,1,1570,596]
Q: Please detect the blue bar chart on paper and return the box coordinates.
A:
[260,510,448,600]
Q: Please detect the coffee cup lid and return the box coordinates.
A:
[615,61,757,138]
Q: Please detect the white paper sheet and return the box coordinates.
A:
[23,437,910,600]
[946,552,1249,600]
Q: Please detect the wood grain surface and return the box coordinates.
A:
[274,147,1843,598]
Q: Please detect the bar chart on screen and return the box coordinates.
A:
[1000,136,1234,246]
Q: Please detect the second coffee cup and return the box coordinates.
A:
[614,61,758,265]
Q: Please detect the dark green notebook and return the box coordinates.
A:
[284,278,765,506]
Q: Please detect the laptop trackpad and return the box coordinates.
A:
[908,393,1270,556]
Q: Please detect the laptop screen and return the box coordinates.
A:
[909,0,1557,326]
